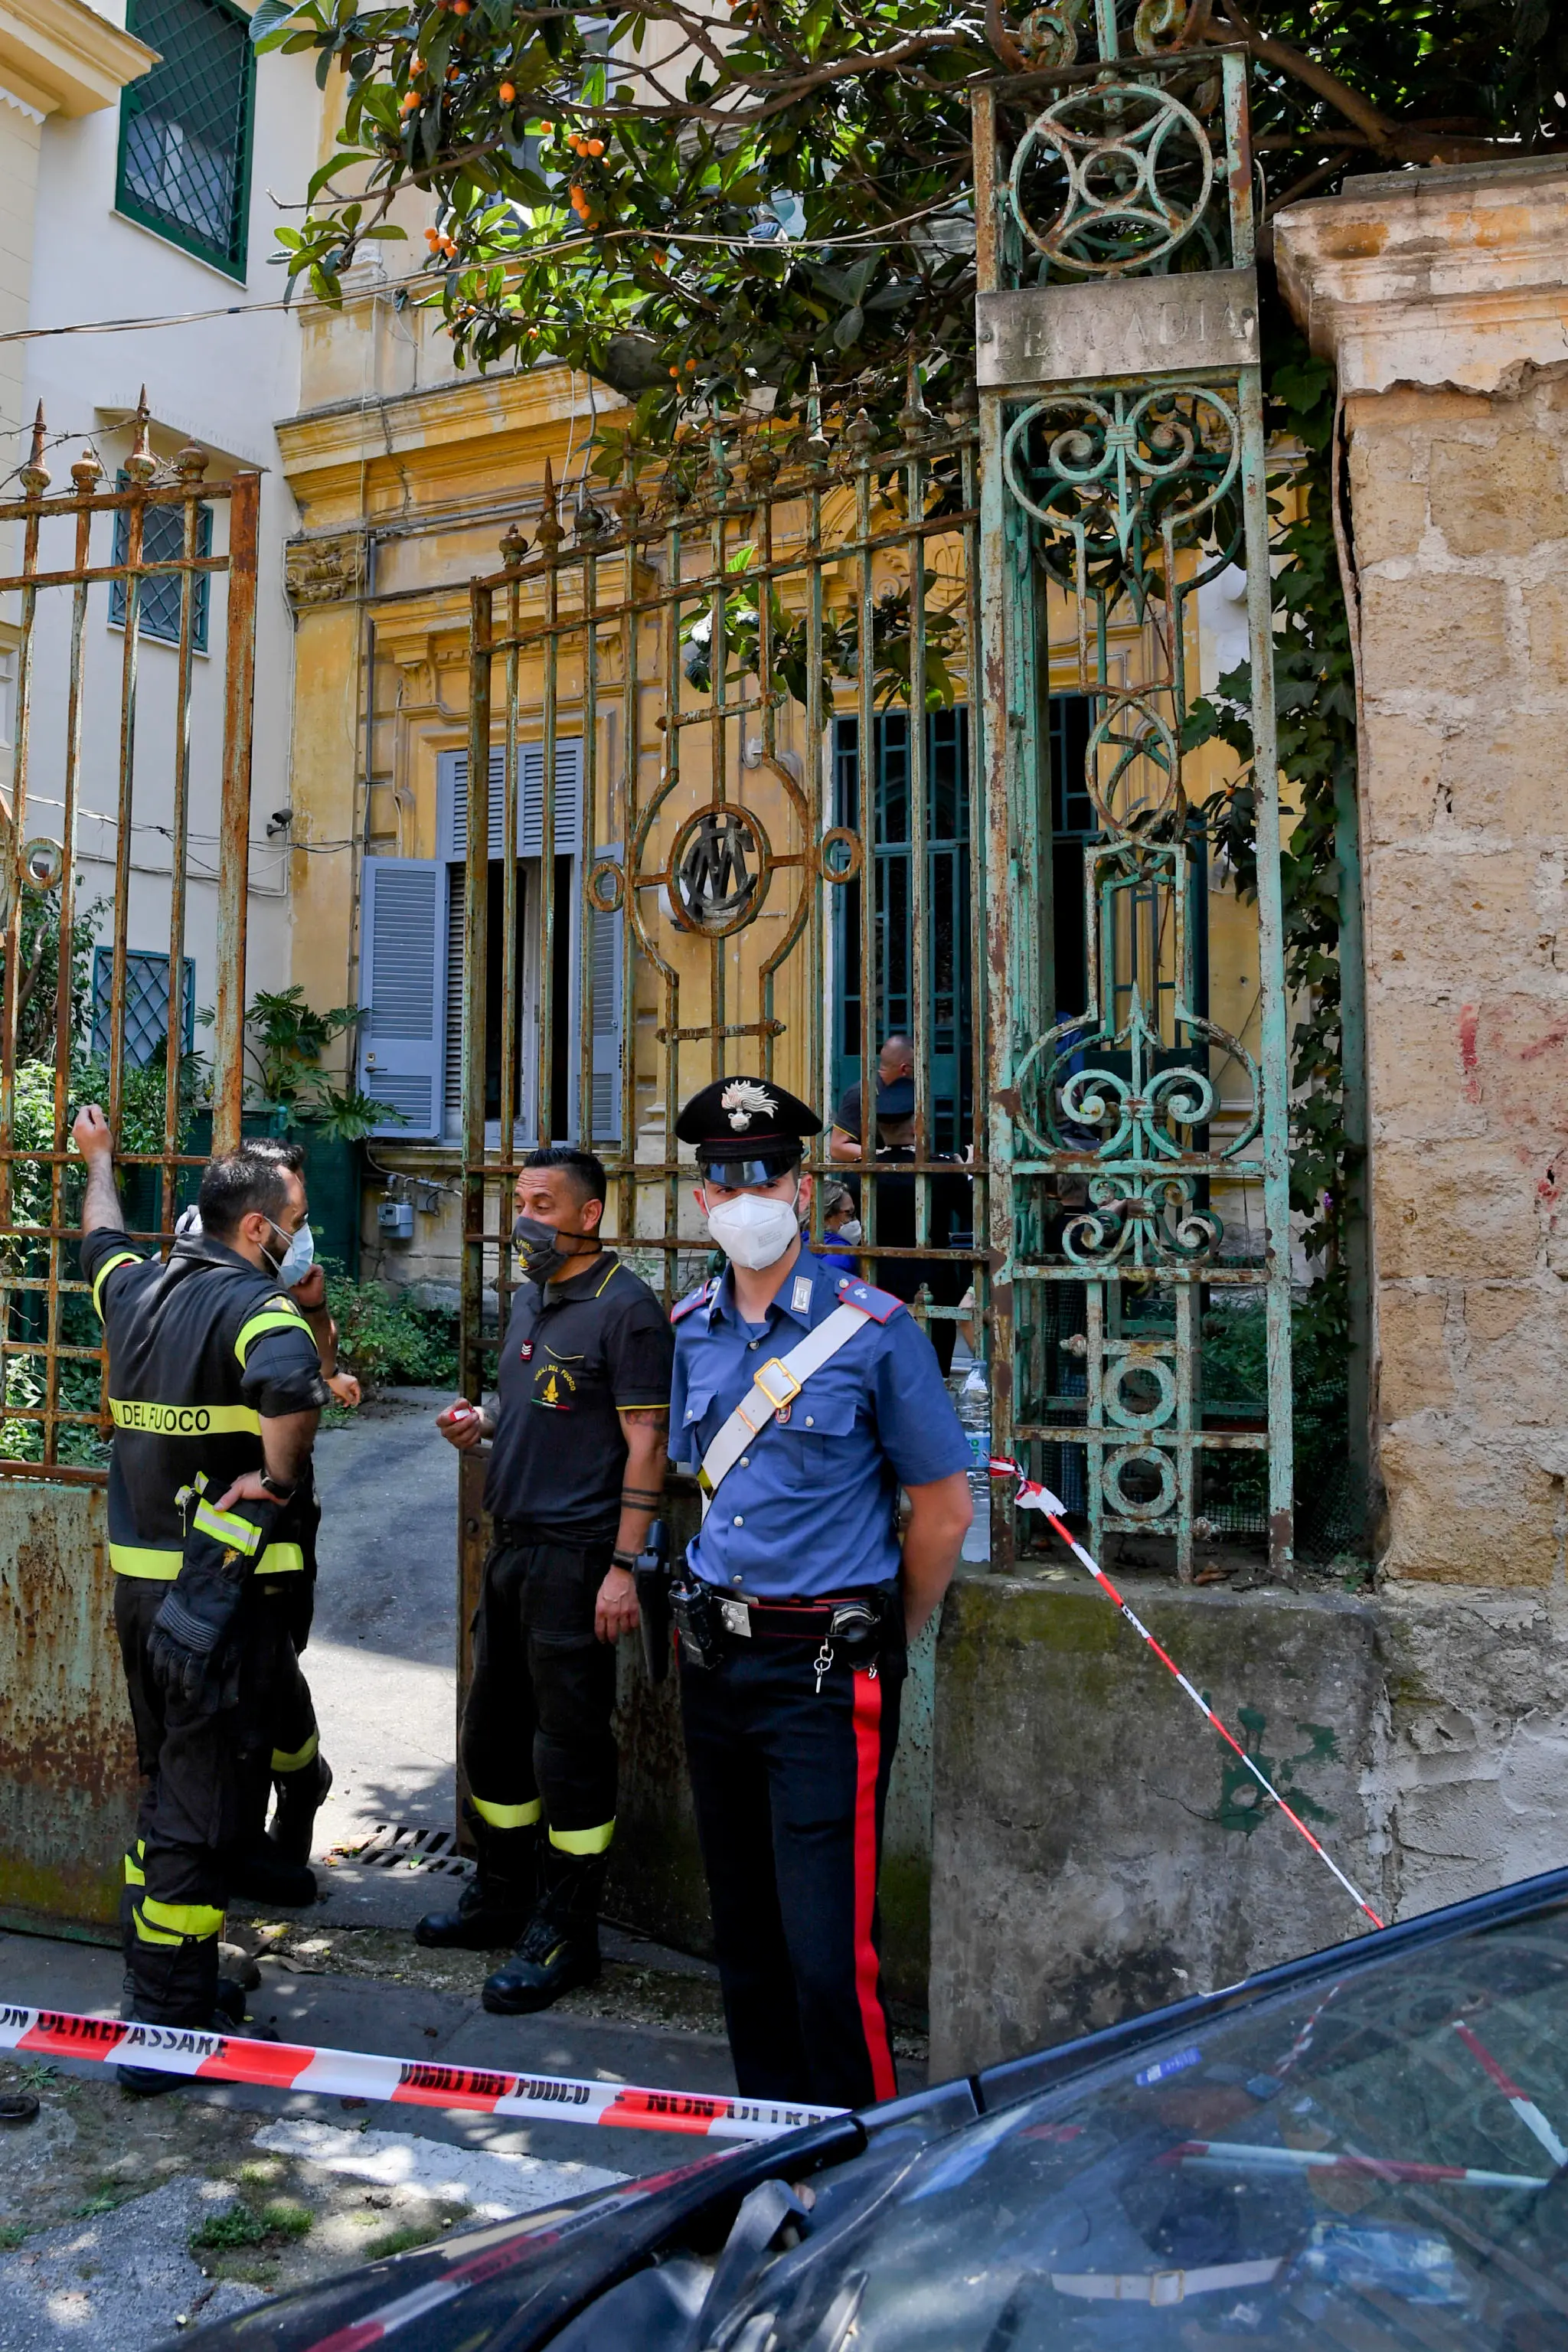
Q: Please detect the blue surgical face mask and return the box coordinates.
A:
[265,1217,315,1289]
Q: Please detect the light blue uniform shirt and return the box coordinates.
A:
[670,1243,972,1599]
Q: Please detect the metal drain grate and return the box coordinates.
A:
[328,1823,473,1875]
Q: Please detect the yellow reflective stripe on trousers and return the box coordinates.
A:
[235,1305,312,1367]
[272,1733,318,1774]
[192,1499,263,1554]
[109,1399,263,1437]
[549,1819,614,1856]
[91,1251,142,1319]
[123,1845,145,1886]
[472,1795,542,1831]
[110,1542,306,1579]
[138,1896,224,1942]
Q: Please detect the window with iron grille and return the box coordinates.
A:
[109,475,213,650]
[117,0,255,279]
[92,948,196,1070]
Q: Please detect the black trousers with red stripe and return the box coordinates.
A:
[679,1632,904,2112]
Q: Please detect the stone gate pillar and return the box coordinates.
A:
[1276,160,1568,1585]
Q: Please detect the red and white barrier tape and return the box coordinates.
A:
[1453,2020,1568,2169]
[987,1459,1387,1932]
[1174,2138,1550,2192]
[0,2003,843,2141]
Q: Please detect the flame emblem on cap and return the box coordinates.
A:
[720,1079,776,1131]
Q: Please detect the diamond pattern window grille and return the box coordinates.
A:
[92,948,196,1070]
[118,0,255,277]
[109,475,212,649]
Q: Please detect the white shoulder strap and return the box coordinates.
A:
[697,1302,873,1519]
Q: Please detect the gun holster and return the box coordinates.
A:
[634,1519,672,1685]
[669,1558,724,1672]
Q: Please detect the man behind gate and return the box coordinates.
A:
[74,1106,328,2086]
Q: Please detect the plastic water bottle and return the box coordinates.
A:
[956,1362,991,1562]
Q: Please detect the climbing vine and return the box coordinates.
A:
[1186,269,1357,1393]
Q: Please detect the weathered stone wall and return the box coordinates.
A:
[1276,160,1568,1583]
[928,1573,1390,2077]
[1351,361,1568,1582]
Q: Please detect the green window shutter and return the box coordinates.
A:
[117,0,256,279]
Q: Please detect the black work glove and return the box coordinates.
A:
[149,1487,279,1714]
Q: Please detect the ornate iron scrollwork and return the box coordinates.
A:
[975,20,1293,1578]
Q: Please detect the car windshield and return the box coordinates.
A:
[718,1890,1568,2346]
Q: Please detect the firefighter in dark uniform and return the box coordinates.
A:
[418,1143,674,2015]
[670,1077,972,2112]
[73,1106,329,2080]
[175,1134,356,1884]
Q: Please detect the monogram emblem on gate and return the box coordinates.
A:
[671,804,769,935]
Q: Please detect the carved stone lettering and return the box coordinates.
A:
[975,266,1259,390]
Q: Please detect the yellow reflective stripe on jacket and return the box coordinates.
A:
[90,1250,142,1319]
[234,1304,313,1368]
[271,1732,318,1774]
[109,1400,263,1438]
[123,1845,145,1887]
[139,1896,224,1942]
[110,1540,305,1579]
[192,1499,263,1555]
[548,1819,615,1856]
[472,1795,542,1831]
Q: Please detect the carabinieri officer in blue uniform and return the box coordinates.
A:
[669,1076,973,2110]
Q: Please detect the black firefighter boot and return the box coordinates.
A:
[118,1920,274,2096]
[119,1850,244,2027]
[416,1808,540,1950]
[267,1749,334,1867]
[482,1847,606,2016]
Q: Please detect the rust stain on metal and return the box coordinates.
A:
[0,1482,137,1938]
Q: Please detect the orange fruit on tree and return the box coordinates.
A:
[499,80,515,100]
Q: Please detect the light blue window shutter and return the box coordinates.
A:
[358,859,446,1140]
[590,846,623,1143]
[438,741,583,859]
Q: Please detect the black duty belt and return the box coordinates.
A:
[493,1521,612,1552]
[716,1590,890,1640]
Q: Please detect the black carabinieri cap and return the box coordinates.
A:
[676,1076,821,1184]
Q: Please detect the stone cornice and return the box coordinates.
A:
[276,361,609,487]
[0,0,156,116]
[1274,157,1568,396]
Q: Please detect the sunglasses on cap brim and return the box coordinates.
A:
[696,1151,802,1187]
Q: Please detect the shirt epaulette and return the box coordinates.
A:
[671,1279,715,1326]
[835,1279,903,1325]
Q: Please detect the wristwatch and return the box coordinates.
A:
[611,1548,639,1572]
[260,1471,298,1503]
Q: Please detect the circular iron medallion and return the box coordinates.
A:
[669,802,771,936]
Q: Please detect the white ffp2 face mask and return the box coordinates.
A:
[704,1185,800,1272]
[836,1219,864,1247]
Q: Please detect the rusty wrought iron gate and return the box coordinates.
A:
[454,424,991,1410]
[974,13,1293,1577]
[0,403,259,1936]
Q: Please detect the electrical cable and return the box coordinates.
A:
[0,200,969,351]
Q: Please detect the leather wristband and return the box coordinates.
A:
[611,1549,639,1572]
